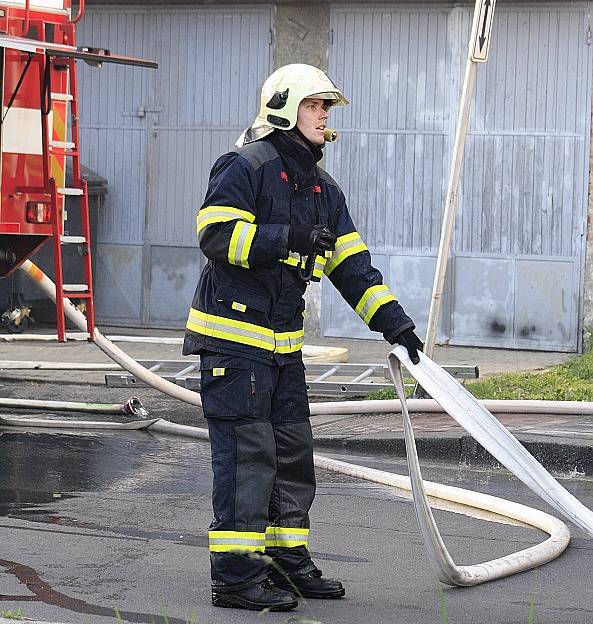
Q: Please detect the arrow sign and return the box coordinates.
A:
[470,0,496,63]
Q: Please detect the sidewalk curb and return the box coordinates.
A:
[313,434,593,476]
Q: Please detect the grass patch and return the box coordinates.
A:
[0,609,23,620]
[367,350,593,402]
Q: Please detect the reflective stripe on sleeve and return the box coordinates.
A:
[313,254,328,280]
[209,530,266,553]
[324,231,368,276]
[265,526,309,548]
[355,285,396,325]
[228,221,257,268]
[196,205,255,237]
[280,251,305,269]
[280,252,327,280]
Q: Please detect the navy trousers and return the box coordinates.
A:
[200,352,317,589]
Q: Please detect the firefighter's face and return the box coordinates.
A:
[296,98,330,146]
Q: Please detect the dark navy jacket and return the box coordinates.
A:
[183,131,413,365]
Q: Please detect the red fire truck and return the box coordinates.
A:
[0,0,156,339]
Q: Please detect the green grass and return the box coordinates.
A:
[527,593,537,624]
[368,349,593,402]
[0,609,23,620]
[437,584,449,624]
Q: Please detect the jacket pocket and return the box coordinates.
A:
[215,285,270,316]
[269,197,290,225]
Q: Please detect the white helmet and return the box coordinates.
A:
[237,63,348,147]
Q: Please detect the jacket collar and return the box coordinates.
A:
[268,130,323,185]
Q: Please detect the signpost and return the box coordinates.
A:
[471,0,496,63]
[422,0,497,366]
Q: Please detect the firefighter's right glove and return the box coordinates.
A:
[288,225,337,256]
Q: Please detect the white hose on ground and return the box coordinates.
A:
[14,260,589,585]
[0,361,121,370]
[0,396,148,416]
[0,332,88,341]
[389,353,569,585]
[0,415,159,429]
[387,346,593,538]
[309,398,593,416]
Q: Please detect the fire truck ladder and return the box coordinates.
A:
[45,53,94,343]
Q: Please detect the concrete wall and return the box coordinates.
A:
[272,3,331,337]
[584,95,593,351]
[273,4,330,71]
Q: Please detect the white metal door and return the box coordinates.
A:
[324,4,592,351]
[77,6,272,326]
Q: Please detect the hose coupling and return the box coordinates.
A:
[124,397,150,418]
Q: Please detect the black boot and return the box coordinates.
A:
[270,567,345,599]
[211,578,298,611]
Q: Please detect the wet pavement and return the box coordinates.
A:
[1,331,593,622]
[1,427,592,624]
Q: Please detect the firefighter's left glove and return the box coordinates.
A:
[288,224,337,256]
[391,327,423,365]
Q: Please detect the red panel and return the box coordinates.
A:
[0,223,20,233]
[0,48,46,235]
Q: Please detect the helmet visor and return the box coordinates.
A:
[308,91,349,106]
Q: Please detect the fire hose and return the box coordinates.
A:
[11,259,593,586]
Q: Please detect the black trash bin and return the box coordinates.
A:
[0,164,108,331]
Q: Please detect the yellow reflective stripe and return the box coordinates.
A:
[212,367,225,377]
[265,526,309,548]
[274,329,305,354]
[325,231,368,276]
[228,221,257,268]
[280,253,326,279]
[313,254,327,279]
[231,301,247,312]
[186,308,304,353]
[196,205,255,235]
[280,251,305,269]
[209,530,266,553]
[186,308,275,351]
[355,285,396,325]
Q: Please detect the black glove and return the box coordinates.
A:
[393,327,423,365]
[288,224,336,256]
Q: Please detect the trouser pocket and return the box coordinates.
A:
[200,358,256,419]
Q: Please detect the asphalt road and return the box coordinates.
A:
[1,428,592,624]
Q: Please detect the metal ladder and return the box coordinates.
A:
[105,360,479,397]
[46,52,95,342]
[11,12,94,342]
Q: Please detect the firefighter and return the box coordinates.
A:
[183,63,422,612]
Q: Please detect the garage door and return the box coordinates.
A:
[77,6,272,326]
[323,4,592,351]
